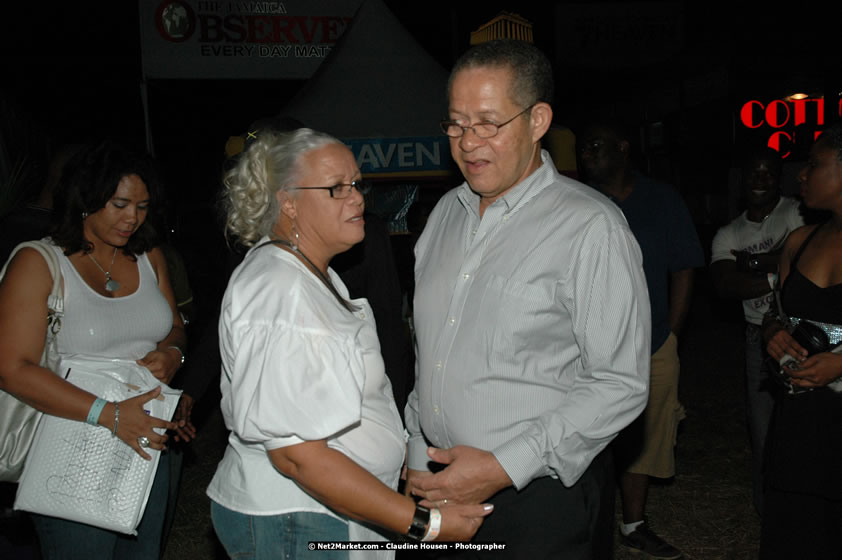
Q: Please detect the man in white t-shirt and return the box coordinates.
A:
[710,148,804,516]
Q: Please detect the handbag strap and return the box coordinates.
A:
[0,240,64,314]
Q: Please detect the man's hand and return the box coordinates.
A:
[404,468,433,496]
[731,249,753,272]
[410,446,512,505]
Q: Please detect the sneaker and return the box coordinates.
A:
[619,520,683,559]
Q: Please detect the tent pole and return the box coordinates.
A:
[140,80,155,157]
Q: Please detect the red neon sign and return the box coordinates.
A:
[739,98,839,158]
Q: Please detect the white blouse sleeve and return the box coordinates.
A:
[228,320,366,451]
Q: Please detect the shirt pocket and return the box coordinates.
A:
[480,274,557,370]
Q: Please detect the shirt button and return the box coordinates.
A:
[463,273,470,280]
[433,406,440,414]
[435,362,442,369]
[448,317,455,325]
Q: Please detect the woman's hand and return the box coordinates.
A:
[435,502,494,541]
[172,393,197,443]
[787,352,842,389]
[110,386,177,460]
[765,327,807,364]
[136,348,181,385]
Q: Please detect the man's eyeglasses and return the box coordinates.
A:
[290,180,370,199]
[440,104,535,139]
[576,140,606,155]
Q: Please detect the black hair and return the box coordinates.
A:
[49,139,163,257]
[816,121,842,160]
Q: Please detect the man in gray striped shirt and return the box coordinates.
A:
[405,39,651,558]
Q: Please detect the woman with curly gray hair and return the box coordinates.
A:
[207,128,491,558]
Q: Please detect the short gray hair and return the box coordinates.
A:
[222,128,344,246]
[448,39,554,109]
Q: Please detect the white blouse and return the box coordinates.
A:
[207,239,405,553]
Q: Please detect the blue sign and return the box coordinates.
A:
[344,136,454,177]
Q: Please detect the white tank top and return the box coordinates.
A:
[47,240,173,360]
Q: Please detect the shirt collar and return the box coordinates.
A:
[457,150,558,217]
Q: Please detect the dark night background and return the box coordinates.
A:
[1,3,840,557]
[1,0,840,317]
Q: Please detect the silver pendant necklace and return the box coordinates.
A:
[88,248,120,292]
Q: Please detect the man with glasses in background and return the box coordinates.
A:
[578,120,704,560]
[404,39,651,558]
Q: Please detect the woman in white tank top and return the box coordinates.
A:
[0,140,186,559]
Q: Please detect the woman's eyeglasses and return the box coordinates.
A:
[290,180,371,199]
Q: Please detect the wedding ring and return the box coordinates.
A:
[137,436,151,448]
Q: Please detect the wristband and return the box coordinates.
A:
[167,345,185,365]
[111,402,120,437]
[422,508,441,542]
[406,504,430,541]
[86,397,107,426]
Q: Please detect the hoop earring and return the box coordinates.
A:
[82,212,88,220]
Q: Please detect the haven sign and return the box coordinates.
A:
[345,137,451,178]
[139,0,362,79]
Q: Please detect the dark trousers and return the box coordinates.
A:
[760,390,842,559]
[419,448,615,560]
[760,487,842,559]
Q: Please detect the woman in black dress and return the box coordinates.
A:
[760,122,842,559]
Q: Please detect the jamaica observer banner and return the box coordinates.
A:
[138,0,362,79]
[137,0,454,206]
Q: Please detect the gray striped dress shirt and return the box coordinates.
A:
[406,151,651,489]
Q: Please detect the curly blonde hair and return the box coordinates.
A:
[222,128,344,246]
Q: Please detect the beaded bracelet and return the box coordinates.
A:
[86,397,107,426]
[111,402,120,437]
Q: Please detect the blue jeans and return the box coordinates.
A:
[30,451,170,560]
[746,324,775,515]
[211,501,349,560]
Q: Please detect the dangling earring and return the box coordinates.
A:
[81,211,88,220]
[291,222,299,251]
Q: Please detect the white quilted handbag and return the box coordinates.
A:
[14,355,181,534]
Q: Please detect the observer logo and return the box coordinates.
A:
[156,1,195,42]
